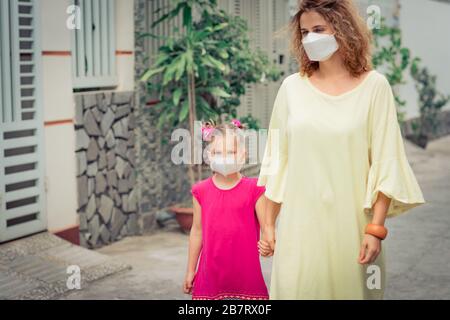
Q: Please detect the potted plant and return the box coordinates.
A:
[407,58,450,149]
[140,0,281,232]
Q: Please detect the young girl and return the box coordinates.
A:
[182,120,272,300]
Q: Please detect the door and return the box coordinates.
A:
[0,0,46,242]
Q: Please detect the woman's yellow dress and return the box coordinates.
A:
[257,70,425,299]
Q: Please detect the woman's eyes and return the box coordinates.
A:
[302,28,326,36]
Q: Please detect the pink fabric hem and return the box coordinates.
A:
[192,293,269,300]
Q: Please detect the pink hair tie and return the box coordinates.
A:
[201,122,215,141]
[231,119,242,129]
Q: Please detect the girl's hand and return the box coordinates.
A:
[262,226,276,257]
[183,271,195,294]
[258,239,272,257]
[358,234,381,264]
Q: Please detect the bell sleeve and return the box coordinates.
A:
[257,80,289,203]
[364,75,425,218]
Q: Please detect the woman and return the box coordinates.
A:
[257,0,425,299]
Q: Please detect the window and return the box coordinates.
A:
[1,0,41,123]
[71,0,117,90]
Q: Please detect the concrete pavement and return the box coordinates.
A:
[61,136,450,300]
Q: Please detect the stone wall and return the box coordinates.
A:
[74,91,138,248]
[402,109,450,141]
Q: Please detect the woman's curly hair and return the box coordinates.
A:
[291,0,373,77]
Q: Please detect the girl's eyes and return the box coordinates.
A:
[212,151,237,156]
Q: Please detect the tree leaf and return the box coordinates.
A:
[140,66,164,82]
[218,49,229,59]
[175,54,187,81]
[197,95,217,117]
[210,87,231,98]
[182,6,192,29]
[157,109,167,129]
[179,100,190,122]
[212,22,228,32]
[173,88,182,106]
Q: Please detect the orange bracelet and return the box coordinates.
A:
[365,224,388,240]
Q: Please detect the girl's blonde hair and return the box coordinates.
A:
[201,119,245,144]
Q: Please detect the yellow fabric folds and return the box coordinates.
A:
[364,75,425,217]
[256,70,425,300]
[257,81,289,203]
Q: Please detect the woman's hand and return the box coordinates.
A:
[358,234,381,264]
[262,226,276,257]
[183,271,195,294]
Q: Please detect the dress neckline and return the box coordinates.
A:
[300,70,376,100]
[210,174,246,192]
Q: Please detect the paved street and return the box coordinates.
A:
[61,136,450,300]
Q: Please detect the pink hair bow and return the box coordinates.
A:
[201,122,215,141]
[231,119,242,128]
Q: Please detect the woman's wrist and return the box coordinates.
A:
[365,223,388,240]
[370,216,386,226]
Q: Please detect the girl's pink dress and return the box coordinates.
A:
[191,175,269,300]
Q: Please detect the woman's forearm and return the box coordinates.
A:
[371,192,391,226]
[187,228,202,274]
[265,199,281,229]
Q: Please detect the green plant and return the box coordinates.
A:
[372,18,411,122]
[409,57,449,143]
[139,0,281,185]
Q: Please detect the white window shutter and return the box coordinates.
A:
[72,0,117,89]
[0,0,47,242]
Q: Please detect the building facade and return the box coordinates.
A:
[2,0,447,248]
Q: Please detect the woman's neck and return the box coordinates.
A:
[316,53,348,79]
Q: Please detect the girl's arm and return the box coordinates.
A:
[183,197,202,294]
[255,194,267,232]
[256,195,273,257]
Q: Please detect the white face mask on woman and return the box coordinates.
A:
[302,32,339,62]
[210,155,244,176]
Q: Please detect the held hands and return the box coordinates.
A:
[259,226,276,257]
[258,239,272,257]
[183,271,195,294]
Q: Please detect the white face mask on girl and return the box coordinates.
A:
[210,155,244,176]
[302,32,339,62]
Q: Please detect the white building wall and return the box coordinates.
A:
[116,0,135,91]
[398,0,450,117]
[356,0,450,119]
[40,0,78,233]
[38,0,135,234]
